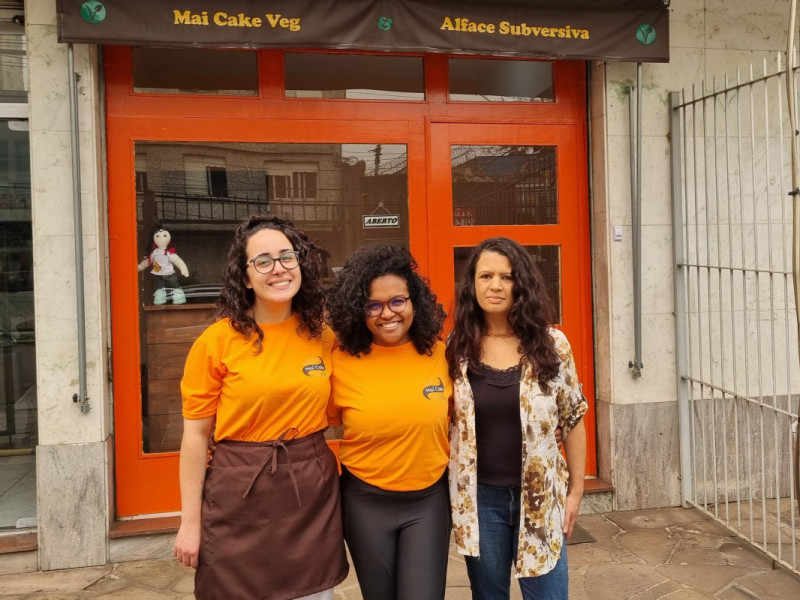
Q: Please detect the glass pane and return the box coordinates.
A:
[136,141,409,453]
[0,118,36,530]
[132,48,258,95]
[452,145,557,226]
[285,53,424,100]
[0,34,27,95]
[453,245,561,323]
[449,58,553,102]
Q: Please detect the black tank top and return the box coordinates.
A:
[468,362,523,487]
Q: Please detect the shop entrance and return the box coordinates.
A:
[105,48,592,517]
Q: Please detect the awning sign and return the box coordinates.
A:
[363,214,400,229]
[57,0,670,63]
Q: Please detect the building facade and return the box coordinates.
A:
[0,0,796,573]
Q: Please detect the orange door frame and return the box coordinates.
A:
[104,47,593,516]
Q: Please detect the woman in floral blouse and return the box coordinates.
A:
[445,236,587,600]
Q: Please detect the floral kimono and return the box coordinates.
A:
[448,327,587,577]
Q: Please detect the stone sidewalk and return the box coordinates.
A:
[2,507,800,599]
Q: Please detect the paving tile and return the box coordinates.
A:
[718,588,766,600]
[731,568,800,599]
[578,513,623,534]
[657,563,763,595]
[168,573,194,595]
[92,588,175,599]
[0,566,111,594]
[679,517,738,538]
[660,588,717,599]
[606,507,706,531]
[568,541,618,565]
[627,580,684,599]
[9,594,81,600]
[669,523,731,548]
[616,528,678,566]
[111,560,185,589]
[577,563,669,600]
[718,541,775,569]
[82,572,130,595]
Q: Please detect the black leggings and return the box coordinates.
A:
[340,467,450,600]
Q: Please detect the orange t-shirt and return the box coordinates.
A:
[328,341,452,491]
[182,315,333,441]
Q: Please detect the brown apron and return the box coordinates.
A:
[194,430,349,600]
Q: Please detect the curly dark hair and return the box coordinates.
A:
[216,214,325,351]
[328,244,445,357]
[445,237,560,393]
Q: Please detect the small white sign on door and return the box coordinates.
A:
[363,214,400,228]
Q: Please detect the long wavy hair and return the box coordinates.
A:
[328,244,445,357]
[445,237,560,392]
[216,214,325,351]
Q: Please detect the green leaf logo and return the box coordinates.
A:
[80,1,107,24]
[377,16,393,31]
[636,24,656,45]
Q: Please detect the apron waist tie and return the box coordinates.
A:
[242,428,303,507]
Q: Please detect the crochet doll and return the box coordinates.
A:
[138,225,190,304]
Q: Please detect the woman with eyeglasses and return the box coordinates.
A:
[174,215,348,600]
[446,237,587,600]
[326,244,452,600]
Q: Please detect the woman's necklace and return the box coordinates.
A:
[483,330,516,339]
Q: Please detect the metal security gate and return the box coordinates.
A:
[670,57,800,575]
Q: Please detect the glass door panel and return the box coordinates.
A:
[134,141,409,455]
[427,122,595,475]
[452,145,557,226]
[0,118,35,530]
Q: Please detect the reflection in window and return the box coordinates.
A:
[265,162,318,201]
[184,156,228,197]
[453,245,561,323]
[452,145,557,226]
[135,141,409,452]
[449,58,553,102]
[0,34,27,94]
[285,53,424,100]
[132,47,258,95]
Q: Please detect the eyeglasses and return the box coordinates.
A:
[365,296,410,317]
[247,251,301,274]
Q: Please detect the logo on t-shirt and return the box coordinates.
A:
[302,355,327,377]
[422,377,446,401]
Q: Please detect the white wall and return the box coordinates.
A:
[594,0,799,509]
[26,0,111,569]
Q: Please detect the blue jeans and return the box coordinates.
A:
[464,484,568,600]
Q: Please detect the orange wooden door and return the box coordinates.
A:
[425,122,596,475]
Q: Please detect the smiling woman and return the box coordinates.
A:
[175,215,348,599]
[326,244,452,600]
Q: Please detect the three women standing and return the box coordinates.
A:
[447,237,587,600]
[175,222,586,600]
[326,244,452,600]
[174,215,348,600]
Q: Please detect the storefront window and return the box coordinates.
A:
[449,58,553,102]
[132,48,258,95]
[284,52,424,100]
[135,141,409,452]
[0,28,34,531]
[451,145,557,226]
[453,245,561,323]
